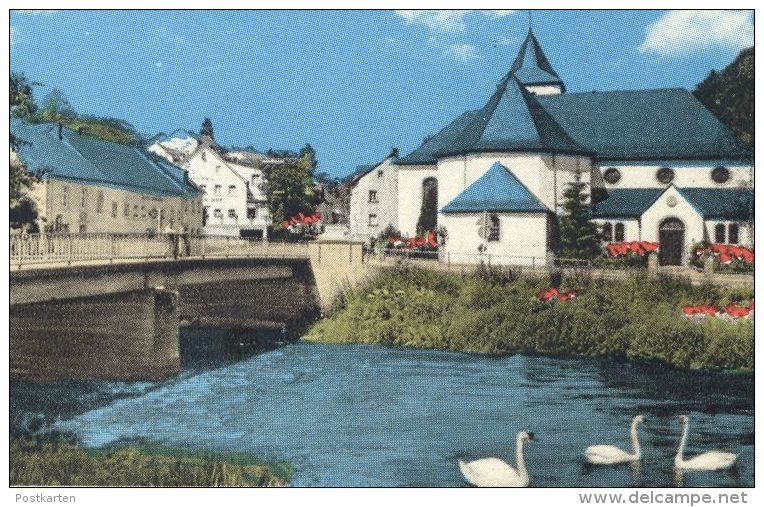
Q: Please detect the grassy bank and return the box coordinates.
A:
[305,265,754,371]
[10,437,292,487]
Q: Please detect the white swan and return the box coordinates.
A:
[584,415,645,465]
[674,415,737,471]
[458,431,535,487]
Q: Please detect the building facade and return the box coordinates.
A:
[149,132,273,238]
[348,155,399,239]
[384,29,753,266]
[11,119,203,235]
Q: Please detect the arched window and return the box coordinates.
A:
[728,223,739,244]
[714,223,726,244]
[614,223,625,242]
[488,214,500,242]
[602,222,613,242]
[416,177,438,233]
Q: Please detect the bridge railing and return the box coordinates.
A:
[9,233,310,268]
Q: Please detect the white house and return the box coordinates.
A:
[149,132,271,239]
[386,29,753,266]
[348,154,399,239]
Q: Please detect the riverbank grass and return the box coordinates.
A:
[10,437,292,486]
[305,265,753,371]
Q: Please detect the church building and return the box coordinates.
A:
[384,29,753,266]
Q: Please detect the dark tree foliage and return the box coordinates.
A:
[263,148,318,224]
[10,72,39,117]
[416,177,438,235]
[693,47,754,148]
[200,117,214,140]
[557,171,601,260]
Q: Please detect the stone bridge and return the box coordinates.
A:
[10,240,374,381]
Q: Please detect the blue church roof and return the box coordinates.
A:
[437,77,591,158]
[441,162,550,213]
[499,29,565,91]
[591,187,754,220]
[11,119,198,198]
[396,110,479,165]
[590,188,664,218]
[678,188,754,220]
[537,89,751,162]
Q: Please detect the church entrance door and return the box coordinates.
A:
[658,218,685,266]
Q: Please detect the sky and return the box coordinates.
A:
[10,9,754,178]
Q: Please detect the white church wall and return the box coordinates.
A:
[591,218,641,243]
[598,162,752,189]
[436,153,594,219]
[641,186,705,264]
[704,219,754,248]
[442,212,548,266]
[396,164,437,237]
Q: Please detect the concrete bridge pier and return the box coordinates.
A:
[10,287,180,381]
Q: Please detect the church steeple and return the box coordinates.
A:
[500,28,565,95]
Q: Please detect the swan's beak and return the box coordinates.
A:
[528,432,536,441]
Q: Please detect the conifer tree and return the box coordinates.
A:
[557,171,601,260]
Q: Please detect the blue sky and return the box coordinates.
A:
[10,10,754,177]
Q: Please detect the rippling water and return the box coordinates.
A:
[11,337,753,487]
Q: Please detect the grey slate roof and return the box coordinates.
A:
[441,161,550,213]
[396,110,479,165]
[498,29,565,91]
[537,89,751,161]
[11,119,198,198]
[436,76,591,158]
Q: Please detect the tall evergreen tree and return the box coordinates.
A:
[557,171,600,260]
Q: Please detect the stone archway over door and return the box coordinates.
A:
[658,218,685,266]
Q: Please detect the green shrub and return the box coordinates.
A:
[10,438,291,486]
[304,267,754,371]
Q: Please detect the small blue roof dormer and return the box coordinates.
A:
[441,161,550,214]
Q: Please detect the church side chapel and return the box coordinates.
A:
[388,28,753,267]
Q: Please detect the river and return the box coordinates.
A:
[10,328,754,487]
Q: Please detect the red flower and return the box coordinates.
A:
[537,288,558,302]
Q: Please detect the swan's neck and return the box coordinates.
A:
[630,420,642,459]
[516,437,528,479]
[675,422,689,465]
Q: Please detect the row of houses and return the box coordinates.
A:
[10,120,302,239]
[347,29,754,266]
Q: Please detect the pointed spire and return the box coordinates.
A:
[499,28,565,93]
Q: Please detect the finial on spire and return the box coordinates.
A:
[528,10,533,32]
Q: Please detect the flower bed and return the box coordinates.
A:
[683,298,754,321]
[594,241,659,269]
[689,243,754,273]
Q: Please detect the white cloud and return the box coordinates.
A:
[496,36,516,46]
[639,10,753,56]
[444,43,479,62]
[395,10,515,33]
[10,26,17,46]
